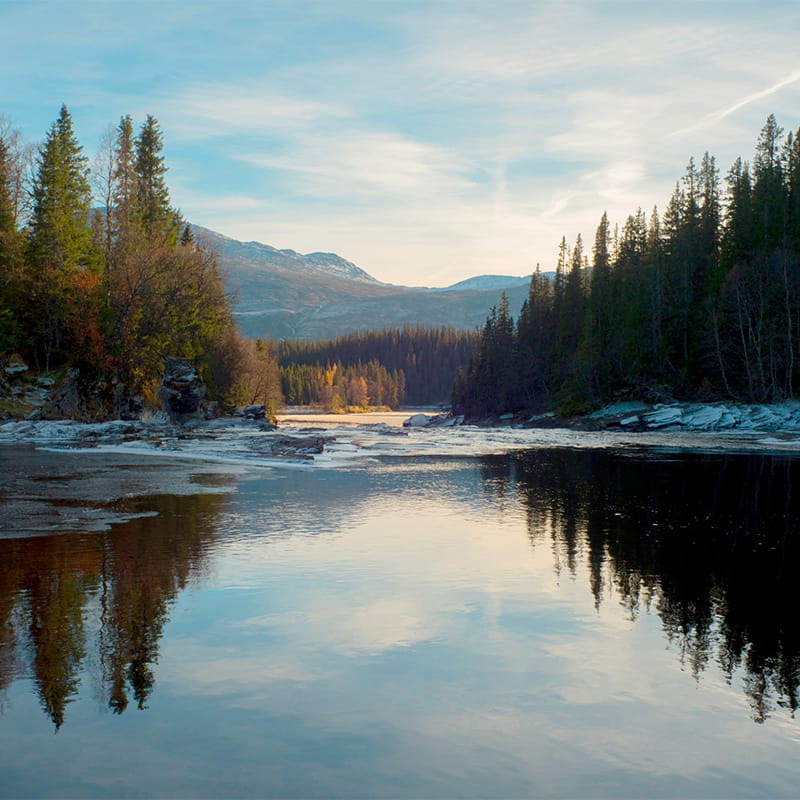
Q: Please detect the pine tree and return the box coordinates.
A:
[134,115,180,240]
[113,115,138,234]
[783,128,800,246]
[516,265,554,410]
[752,114,786,251]
[26,105,98,369]
[586,212,613,398]
[29,105,93,271]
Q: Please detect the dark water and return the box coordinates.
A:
[1,444,799,798]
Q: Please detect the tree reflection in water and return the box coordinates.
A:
[481,449,800,723]
[0,493,222,728]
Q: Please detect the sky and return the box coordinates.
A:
[2,0,800,287]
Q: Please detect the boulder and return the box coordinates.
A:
[157,358,206,421]
[3,354,29,379]
[39,368,113,421]
[237,404,266,420]
[269,434,327,457]
[403,413,431,427]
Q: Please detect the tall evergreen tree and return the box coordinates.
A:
[113,115,138,234]
[134,115,180,240]
[29,104,93,272]
[26,105,98,369]
[585,212,613,398]
[784,128,800,245]
[752,114,786,251]
[516,265,554,410]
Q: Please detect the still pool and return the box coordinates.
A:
[1,444,799,798]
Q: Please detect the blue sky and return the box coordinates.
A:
[2,0,800,286]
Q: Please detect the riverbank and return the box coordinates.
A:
[452,399,800,434]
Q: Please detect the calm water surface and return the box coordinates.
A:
[1,443,799,798]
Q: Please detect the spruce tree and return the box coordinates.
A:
[586,212,613,398]
[134,115,180,240]
[26,105,97,369]
[752,114,786,251]
[29,104,93,271]
[112,115,137,234]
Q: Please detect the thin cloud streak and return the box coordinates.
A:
[671,69,800,138]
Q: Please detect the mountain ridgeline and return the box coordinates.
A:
[202,220,531,342]
[454,114,800,418]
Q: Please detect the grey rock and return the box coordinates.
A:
[403,413,431,427]
[157,358,206,421]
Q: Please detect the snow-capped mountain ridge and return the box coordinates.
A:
[193,224,533,339]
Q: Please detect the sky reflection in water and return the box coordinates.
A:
[0,445,799,798]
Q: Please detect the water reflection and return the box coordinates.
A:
[485,449,800,723]
[0,493,224,728]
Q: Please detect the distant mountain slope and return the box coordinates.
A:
[196,225,532,340]
[443,275,530,292]
[235,284,532,340]
[196,226,378,283]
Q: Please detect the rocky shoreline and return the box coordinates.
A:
[6,357,800,459]
[406,400,800,434]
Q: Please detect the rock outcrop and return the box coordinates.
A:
[157,358,207,421]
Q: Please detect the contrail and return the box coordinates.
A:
[671,69,800,137]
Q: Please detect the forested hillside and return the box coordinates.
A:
[279,326,478,407]
[0,106,262,414]
[453,115,800,418]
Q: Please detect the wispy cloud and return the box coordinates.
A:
[671,69,800,137]
[158,82,343,139]
[236,130,475,200]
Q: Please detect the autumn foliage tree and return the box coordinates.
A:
[0,105,248,416]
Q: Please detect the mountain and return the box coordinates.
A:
[443,275,531,292]
[195,225,532,340]
[198,227,378,284]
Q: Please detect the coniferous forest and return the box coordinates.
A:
[453,115,800,418]
[278,326,478,408]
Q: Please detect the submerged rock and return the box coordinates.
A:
[269,434,329,457]
[403,412,464,428]
[403,413,431,427]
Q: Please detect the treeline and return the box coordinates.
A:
[278,326,478,407]
[454,114,800,417]
[282,360,405,411]
[0,106,265,413]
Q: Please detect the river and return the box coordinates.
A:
[0,420,799,798]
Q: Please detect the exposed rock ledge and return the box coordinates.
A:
[457,400,800,432]
[404,401,800,432]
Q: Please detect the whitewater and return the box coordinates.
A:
[2,404,800,473]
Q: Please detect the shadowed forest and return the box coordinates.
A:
[454,115,800,417]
